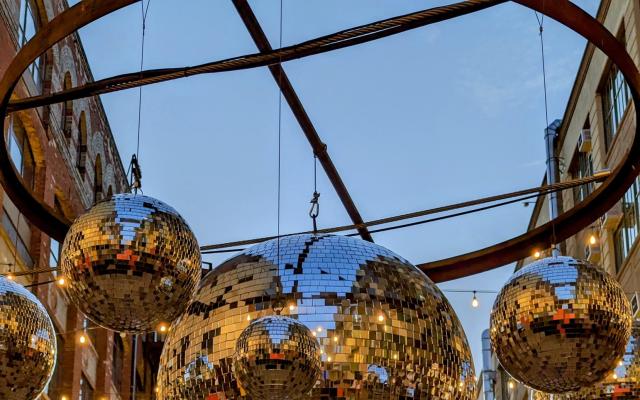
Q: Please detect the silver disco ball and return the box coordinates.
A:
[0,276,56,400]
[233,315,321,399]
[157,234,476,400]
[490,256,632,393]
[60,193,201,333]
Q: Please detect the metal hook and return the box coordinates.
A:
[309,191,320,233]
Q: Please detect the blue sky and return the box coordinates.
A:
[70,0,600,373]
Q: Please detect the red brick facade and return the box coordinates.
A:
[0,1,159,399]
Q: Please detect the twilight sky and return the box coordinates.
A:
[69,0,600,373]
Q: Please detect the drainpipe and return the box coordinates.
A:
[545,119,563,257]
[481,329,495,400]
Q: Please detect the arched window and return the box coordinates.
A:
[8,116,35,189]
[61,72,72,137]
[17,0,42,90]
[77,111,87,174]
[94,154,102,202]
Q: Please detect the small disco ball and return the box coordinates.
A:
[157,234,476,400]
[0,276,56,400]
[233,315,321,399]
[60,193,201,333]
[490,256,632,393]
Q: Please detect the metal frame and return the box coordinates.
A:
[0,0,638,282]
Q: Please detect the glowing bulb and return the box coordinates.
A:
[288,303,296,311]
[79,334,86,344]
[612,373,618,379]
[327,356,332,362]
[246,315,251,321]
[61,396,68,400]
[57,276,66,286]
[534,251,541,259]
[471,292,479,308]
[312,331,317,337]
[589,235,597,245]
[508,380,515,389]
[333,336,338,342]
[317,326,322,333]
[320,348,323,354]
[155,387,159,393]
[378,314,385,322]
[393,354,398,360]
[158,323,168,333]
[7,273,14,281]
[619,360,624,366]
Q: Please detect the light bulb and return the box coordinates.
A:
[378,314,385,322]
[327,356,332,362]
[508,380,515,389]
[57,276,66,286]
[288,303,296,311]
[7,273,14,281]
[471,293,479,308]
[589,235,597,245]
[246,315,251,321]
[158,323,168,333]
[317,326,322,333]
[333,336,338,342]
[534,250,541,259]
[79,334,86,344]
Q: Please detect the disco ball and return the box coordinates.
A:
[490,256,632,393]
[157,234,476,400]
[60,193,201,333]
[0,276,56,400]
[233,315,321,399]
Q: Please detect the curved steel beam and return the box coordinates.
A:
[0,0,139,241]
[7,0,506,113]
[0,0,637,285]
[420,0,640,282]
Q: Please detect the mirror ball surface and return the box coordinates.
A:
[158,234,476,399]
[60,193,201,333]
[233,315,321,399]
[0,276,56,400]
[490,256,632,393]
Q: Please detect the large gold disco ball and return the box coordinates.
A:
[0,276,56,400]
[61,193,201,333]
[157,234,476,400]
[233,315,321,399]
[490,256,632,393]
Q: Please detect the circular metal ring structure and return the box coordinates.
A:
[0,0,638,282]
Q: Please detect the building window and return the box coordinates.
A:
[8,116,35,189]
[601,26,631,150]
[17,0,36,47]
[79,374,94,400]
[17,0,42,90]
[614,177,640,271]
[571,152,594,204]
[61,72,73,137]
[94,154,102,203]
[77,111,87,174]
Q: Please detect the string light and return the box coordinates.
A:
[288,303,296,311]
[57,276,66,286]
[246,314,251,322]
[78,334,87,345]
[471,291,479,308]
[508,380,515,390]
[589,234,597,245]
[377,313,385,322]
[6,273,14,281]
[534,250,541,259]
[157,322,168,333]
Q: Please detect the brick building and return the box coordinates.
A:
[0,0,160,399]
[477,0,640,399]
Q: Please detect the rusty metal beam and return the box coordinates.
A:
[0,0,637,284]
[231,0,373,242]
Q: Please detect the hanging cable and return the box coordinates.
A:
[200,174,606,252]
[273,0,285,314]
[535,11,558,251]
